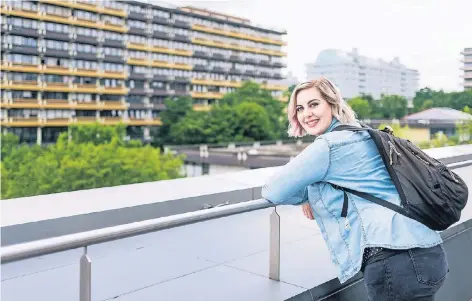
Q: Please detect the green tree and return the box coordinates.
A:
[152,96,193,146]
[379,95,408,118]
[234,102,273,141]
[222,81,286,138]
[348,97,372,119]
[1,125,184,199]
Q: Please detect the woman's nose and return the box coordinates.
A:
[304,108,313,119]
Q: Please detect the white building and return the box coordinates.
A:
[305,48,419,100]
[462,47,472,90]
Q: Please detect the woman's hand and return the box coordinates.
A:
[302,203,314,220]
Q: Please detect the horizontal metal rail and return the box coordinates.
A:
[1,199,273,264]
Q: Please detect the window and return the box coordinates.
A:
[129,35,146,45]
[10,36,37,47]
[44,57,70,68]
[129,5,145,14]
[46,22,70,33]
[103,0,126,10]
[43,92,68,100]
[104,31,123,41]
[76,43,96,53]
[76,27,98,37]
[42,4,70,17]
[75,93,95,102]
[10,72,37,82]
[103,47,123,56]
[11,1,37,11]
[75,60,98,70]
[8,54,39,65]
[129,20,146,29]
[102,63,124,72]
[100,79,123,87]
[44,75,68,83]
[152,9,170,19]
[75,10,98,21]
[12,90,37,99]
[127,95,143,103]
[45,40,69,51]
[8,17,38,29]
[45,109,73,119]
[102,15,124,26]
[101,95,121,101]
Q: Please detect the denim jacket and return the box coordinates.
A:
[261,119,442,283]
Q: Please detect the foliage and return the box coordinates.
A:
[413,88,472,112]
[158,81,287,145]
[348,97,371,119]
[1,124,184,199]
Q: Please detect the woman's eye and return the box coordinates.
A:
[296,107,303,112]
[309,103,318,108]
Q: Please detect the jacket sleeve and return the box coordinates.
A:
[261,137,330,205]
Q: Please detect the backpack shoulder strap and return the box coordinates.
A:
[331,122,372,133]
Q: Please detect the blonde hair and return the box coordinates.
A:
[287,77,357,137]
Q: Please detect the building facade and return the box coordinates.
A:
[0,1,287,144]
[305,48,419,100]
[462,47,472,91]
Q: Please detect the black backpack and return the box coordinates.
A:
[331,124,469,231]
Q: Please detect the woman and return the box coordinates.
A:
[261,77,448,301]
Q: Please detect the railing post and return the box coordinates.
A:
[80,246,92,301]
[269,207,280,281]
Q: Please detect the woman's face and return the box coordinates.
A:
[295,87,333,136]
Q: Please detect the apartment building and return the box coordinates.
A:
[305,48,419,100]
[0,0,287,144]
[462,47,472,91]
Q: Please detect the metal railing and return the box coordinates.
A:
[2,157,472,301]
[1,199,278,301]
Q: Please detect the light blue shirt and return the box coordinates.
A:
[261,119,442,283]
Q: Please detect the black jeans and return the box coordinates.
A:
[363,244,449,301]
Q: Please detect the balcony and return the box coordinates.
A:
[151,61,192,71]
[192,104,212,112]
[149,46,192,56]
[75,102,101,110]
[127,42,149,52]
[101,70,127,79]
[0,62,42,73]
[127,58,150,66]
[42,99,71,109]
[125,118,163,126]
[5,117,41,127]
[0,99,40,109]
[191,79,241,88]
[191,24,287,46]
[102,22,127,33]
[100,101,127,110]
[261,84,287,91]
[43,82,75,92]
[191,92,224,99]
[0,81,41,91]
[74,68,100,77]
[101,117,124,125]
[39,0,127,17]
[101,86,128,95]
[75,116,98,124]
[43,118,72,127]
[75,84,99,94]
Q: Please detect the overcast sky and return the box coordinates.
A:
[166,0,471,92]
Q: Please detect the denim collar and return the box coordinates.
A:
[322,118,341,134]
